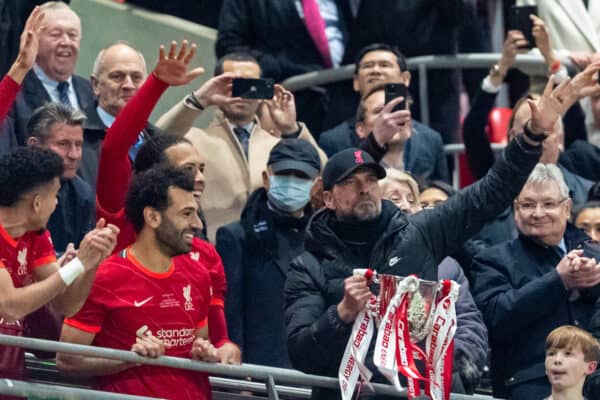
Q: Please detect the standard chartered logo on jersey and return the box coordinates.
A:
[155,327,195,347]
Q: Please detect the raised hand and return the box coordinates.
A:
[8,6,45,83]
[571,61,600,100]
[372,96,411,146]
[500,30,529,70]
[194,72,242,108]
[153,40,205,87]
[530,15,553,62]
[266,84,298,135]
[527,77,574,134]
[570,51,593,69]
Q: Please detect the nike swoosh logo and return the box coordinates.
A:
[134,296,153,307]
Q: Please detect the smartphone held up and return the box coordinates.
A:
[232,78,275,99]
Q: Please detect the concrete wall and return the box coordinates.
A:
[70,0,217,125]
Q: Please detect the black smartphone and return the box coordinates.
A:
[509,5,538,49]
[581,240,600,260]
[232,78,274,99]
[384,83,408,112]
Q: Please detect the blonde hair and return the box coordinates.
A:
[379,168,419,200]
[546,325,600,362]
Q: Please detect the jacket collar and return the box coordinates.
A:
[518,223,590,253]
[305,200,407,259]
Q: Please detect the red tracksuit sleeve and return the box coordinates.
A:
[0,75,20,124]
[96,73,169,213]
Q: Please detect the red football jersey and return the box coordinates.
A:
[0,224,56,383]
[65,248,212,400]
[97,202,226,305]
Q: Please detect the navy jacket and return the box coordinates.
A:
[0,71,94,154]
[216,188,309,368]
[47,176,95,254]
[78,102,162,190]
[318,118,449,182]
[472,224,598,398]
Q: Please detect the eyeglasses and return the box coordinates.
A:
[516,198,568,213]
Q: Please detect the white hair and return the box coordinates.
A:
[525,163,569,199]
[40,1,74,12]
[92,41,147,77]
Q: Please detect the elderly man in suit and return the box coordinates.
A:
[1,1,94,153]
[77,41,162,189]
[156,53,326,239]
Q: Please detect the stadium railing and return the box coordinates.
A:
[0,333,496,400]
[281,52,575,188]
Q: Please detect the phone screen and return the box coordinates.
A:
[509,5,538,49]
[232,78,275,99]
[385,83,408,112]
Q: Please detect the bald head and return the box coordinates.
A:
[91,42,147,116]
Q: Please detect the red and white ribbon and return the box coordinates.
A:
[373,276,420,391]
[425,280,459,400]
[338,269,377,400]
[394,277,429,398]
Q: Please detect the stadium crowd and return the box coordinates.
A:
[1,1,600,400]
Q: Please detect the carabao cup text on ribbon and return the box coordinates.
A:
[338,269,377,400]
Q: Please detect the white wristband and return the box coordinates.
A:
[58,257,85,286]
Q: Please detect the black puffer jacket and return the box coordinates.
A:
[284,136,542,400]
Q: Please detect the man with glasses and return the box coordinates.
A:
[473,163,600,400]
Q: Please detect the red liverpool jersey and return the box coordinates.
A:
[97,203,226,305]
[65,248,212,400]
[0,224,56,383]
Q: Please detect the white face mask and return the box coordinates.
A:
[267,175,313,212]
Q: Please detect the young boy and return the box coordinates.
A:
[545,325,600,400]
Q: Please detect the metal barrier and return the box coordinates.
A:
[0,334,497,400]
[281,52,575,127]
[0,379,157,400]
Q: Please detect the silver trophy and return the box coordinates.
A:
[374,274,439,341]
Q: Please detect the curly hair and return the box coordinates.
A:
[133,134,192,173]
[125,166,194,232]
[0,147,63,206]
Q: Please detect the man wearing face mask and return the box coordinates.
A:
[216,138,321,368]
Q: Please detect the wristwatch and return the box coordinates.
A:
[489,64,503,79]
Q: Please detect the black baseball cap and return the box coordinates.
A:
[322,148,386,190]
[268,138,321,179]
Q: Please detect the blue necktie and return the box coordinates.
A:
[234,127,250,158]
[57,81,72,107]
